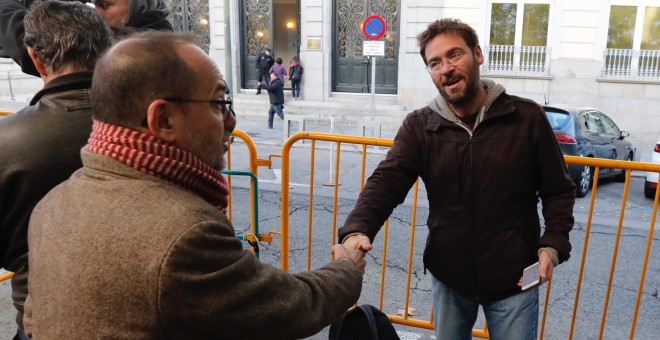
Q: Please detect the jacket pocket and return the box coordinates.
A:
[422,227,439,272]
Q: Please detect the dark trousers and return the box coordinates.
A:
[256,68,268,94]
[268,104,284,128]
[13,328,28,340]
[291,77,301,98]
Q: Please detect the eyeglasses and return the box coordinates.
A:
[164,97,235,121]
[426,51,466,73]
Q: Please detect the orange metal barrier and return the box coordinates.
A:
[278,132,660,339]
[225,129,279,245]
[0,271,14,282]
[562,156,659,340]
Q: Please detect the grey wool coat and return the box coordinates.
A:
[25,150,363,339]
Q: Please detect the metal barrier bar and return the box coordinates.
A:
[225,129,273,243]
[224,129,282,254]
[0,271,14,282]
[306,139,317,271]
[599,170,631,338]
[630,173,659,339]
[563,156,660,340]
[222,170,261,258]
[569,165,600,340]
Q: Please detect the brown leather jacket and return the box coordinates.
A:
[340,83,575,301]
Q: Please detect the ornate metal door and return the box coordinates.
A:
[166,0,210,53]
[333,0,399,94]
[240,0,273,89]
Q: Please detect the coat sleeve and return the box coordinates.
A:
[0,0,39,77]
[260,82,273,91]
[534,106,576,263]
[159,219,363,339]
[260,80,282,92]
[338,113,422,243]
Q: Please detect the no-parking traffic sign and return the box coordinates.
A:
[362,15,386,41]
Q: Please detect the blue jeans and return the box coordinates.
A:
[291,77,301,98]
[13,328,28,340]
[432,276,538,340]
[268,104,284,128]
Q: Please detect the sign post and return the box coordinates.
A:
[362,15,386,133]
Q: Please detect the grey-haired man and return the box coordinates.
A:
[0,2,112,338]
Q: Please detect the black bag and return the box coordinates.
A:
[328,304,400,340]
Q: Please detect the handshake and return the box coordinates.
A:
[331,233,373,273]
[332,244,366,273]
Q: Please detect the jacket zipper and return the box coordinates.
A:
[467,135,480,302]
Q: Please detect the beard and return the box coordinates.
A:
[184,120,225,171]
[434,54,481,107]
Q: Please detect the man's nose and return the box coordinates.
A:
[224,110,237,133]
[440,62,456,75]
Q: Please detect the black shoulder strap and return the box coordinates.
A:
[328,311,347,340]
[357,305,379,340]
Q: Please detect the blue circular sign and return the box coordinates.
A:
[362,15,386,41]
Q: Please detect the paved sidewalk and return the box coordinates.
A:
[234,114,397,146]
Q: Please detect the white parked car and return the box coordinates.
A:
[645,140,660,199]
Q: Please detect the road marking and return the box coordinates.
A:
[258,169,310,187]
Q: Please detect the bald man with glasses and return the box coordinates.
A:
[24,31,365,339]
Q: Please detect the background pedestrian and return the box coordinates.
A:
[269,57,287,84]
[289,56,304,100]
[255,47,274,95]
[258,71,284,128]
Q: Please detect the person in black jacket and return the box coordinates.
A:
[0,0,172,76]
[339,19,575,340]
[258,71,284,129]
[0,2,112,339]
[288,56,304,100]
[255,47,274,95]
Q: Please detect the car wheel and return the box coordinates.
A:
[645,180,657,199]
[614,153,632,182]
[575,165,593,198]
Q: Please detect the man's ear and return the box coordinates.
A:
[474,45,484,65]
[27,47,48,79]
[146,99,177,143]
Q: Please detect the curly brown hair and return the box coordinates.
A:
[417,18,479,65]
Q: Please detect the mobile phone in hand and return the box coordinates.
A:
[521,262,540,290]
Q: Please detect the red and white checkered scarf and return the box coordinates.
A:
[86,119,229,212]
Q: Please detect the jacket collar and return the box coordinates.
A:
[425,79,516,131]
[29,72,93,106]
